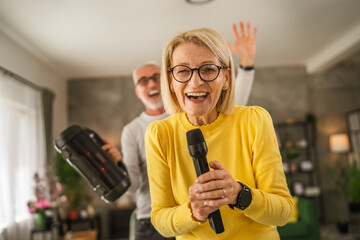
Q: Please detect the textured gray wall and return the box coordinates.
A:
[68,76,144,149]
[68,60,360,230]
[247,66,309,122]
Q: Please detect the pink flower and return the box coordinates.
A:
[28,206,36,214]
[27,170,67,214]
[35,199,52,209]
[28,198,55,214]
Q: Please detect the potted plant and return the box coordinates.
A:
[27,170,66,230]
[55,153,85,220]
[325,158,350,234]
[348,151,360,213]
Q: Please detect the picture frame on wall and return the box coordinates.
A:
[346,108,360,152]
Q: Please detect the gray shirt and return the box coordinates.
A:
[121,68,254,219]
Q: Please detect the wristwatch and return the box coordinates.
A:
[229,182,252,210]
[239,65,254,71]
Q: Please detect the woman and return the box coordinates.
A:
[145,28,293,239]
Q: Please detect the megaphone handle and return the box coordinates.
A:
[117,161,129,174]
[86,128,106,146]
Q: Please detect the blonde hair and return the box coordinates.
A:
[161,28,235,115]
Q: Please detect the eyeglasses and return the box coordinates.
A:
[169,64,227,83]
[136,73,160,86]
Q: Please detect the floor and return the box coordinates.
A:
[321,223,360,240]
[34,223,359,240]
[29,225,360,240]
[107,224,360,240]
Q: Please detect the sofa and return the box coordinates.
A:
[278,197,321,240]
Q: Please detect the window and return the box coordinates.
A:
[0,71,45,239]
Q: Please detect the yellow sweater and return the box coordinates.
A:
[145,106,293,239]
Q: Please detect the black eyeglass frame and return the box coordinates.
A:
[168,64,228,83]
[136,73,161,86]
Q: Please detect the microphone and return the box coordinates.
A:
[186,129,224,234]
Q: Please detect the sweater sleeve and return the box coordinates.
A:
[237,107,294,226]
[234,67,255,106]
[145,122,201,237]
[121,125,139,195]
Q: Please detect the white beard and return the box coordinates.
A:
[139,96,163,110]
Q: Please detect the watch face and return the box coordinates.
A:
[239,187,252,209]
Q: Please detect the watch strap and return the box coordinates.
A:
[239,65,254,71]
[229,182,252,210]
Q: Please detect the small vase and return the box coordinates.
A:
[34,211,46,230]
[349,202,360,213]
[68,208,79,221]
[337,221,349,234]
[290,163,298,173]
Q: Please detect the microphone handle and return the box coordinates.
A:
[192,157,225,234]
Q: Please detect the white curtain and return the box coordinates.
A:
[0,71,46,240]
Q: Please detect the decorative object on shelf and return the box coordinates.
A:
[68,208,79,221]
[284,150,300,162]
[285,140,294,149]
[285,118,296,125]
[304,186,321,197]
[292,181,305,196]
[283,162,289,174]
[296,139,308,149]
[299,160,314,172]
[289,162,298,174]
[87,204,96,218]
[79,209,89,219]
[283,150,299,174]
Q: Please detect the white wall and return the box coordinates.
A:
[0,30,67,136]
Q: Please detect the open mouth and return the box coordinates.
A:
[148,89,160,97]
[185,92,209,101]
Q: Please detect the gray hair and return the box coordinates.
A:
[132,61,160,85]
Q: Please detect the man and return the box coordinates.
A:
[103,21,257,240]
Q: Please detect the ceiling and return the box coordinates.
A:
[0,0,360,79]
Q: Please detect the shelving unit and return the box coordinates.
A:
[274,118,323,218]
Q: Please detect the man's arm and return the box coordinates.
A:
[235,67,255,106]
[121,126,140,195]
[229,21,257,106]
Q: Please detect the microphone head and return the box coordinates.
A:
[186,129,205,145]
[186,129,207,157]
